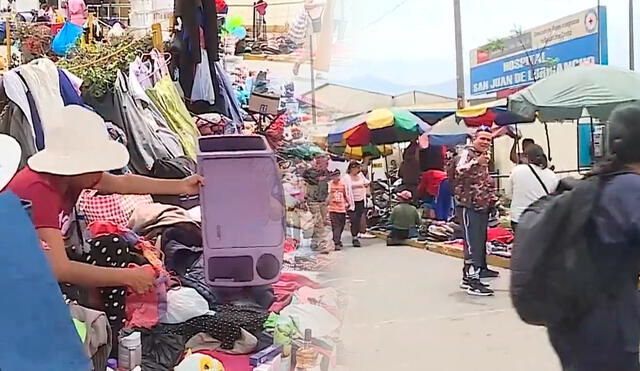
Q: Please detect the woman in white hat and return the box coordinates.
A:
[4,106,203,294]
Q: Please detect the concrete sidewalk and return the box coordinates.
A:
[336,240,561,371]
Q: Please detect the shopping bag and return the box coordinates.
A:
[191,50,216,104]
[0,192,90,371]
[52,21,83,56]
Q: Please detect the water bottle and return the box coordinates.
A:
[118,331,142,371]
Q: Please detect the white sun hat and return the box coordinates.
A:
[0,134,21,190]
[27,105,130,176]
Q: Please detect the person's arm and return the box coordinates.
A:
[389,206,397,226]
[507,169,516,199]
[95,172,203,196]
[38,228,155,293]
[415,207,422,227]
[510,139,519,164]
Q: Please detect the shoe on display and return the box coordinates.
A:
[352,238,361,247]
[466,280,494,296]
[480,268,500,279]
[359,232,376,239]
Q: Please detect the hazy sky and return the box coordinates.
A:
[332,0,639,93]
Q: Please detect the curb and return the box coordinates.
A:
[371,231,511,269]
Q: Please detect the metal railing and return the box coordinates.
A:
[87,3,129,25]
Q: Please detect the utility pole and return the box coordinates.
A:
[309,32,318,126]
[630,0,635,70]
[453,0,465,108]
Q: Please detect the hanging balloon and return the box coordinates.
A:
[231,26,247,39]
[225,15,244,31]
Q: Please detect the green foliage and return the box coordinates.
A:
[480,37,505,53]
[57,34,152,98]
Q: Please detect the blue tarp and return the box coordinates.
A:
[0,192,89,371]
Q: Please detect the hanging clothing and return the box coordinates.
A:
[61,68,84,95]
[0,102,36,168]
[214,62,244,127]
[127,62,184,158]
[58,68,84,106]
[3,71,36,141]
[19,59,64,123]
[83,90,126,130]
[174,0,226,115]
[115,71,183,174]
[146,77,200,159]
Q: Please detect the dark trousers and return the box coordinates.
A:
[387,228,410,246]
[462,207,489,279]
[390,228,410,240]
[329,212,346,245]
[348,201,365,238]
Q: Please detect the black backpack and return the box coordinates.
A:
[510,175,621,327]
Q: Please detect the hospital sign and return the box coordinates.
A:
[469,6,608,95]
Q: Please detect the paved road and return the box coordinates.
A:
[336,239,561,371]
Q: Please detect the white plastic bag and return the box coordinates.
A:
[191,50,216,104]
[161,287,209,324]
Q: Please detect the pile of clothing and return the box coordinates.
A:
[486,227,514,258]
[268,272,344,367]
[421,222,459,243]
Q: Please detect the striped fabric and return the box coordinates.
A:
[288,10,310,45]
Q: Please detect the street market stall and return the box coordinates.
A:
[0,5,347,367]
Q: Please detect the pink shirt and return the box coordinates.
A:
[349,174,369,202]
[67,0,87,26]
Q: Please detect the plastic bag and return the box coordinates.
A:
[141,326,186,371]
[161,287,210,324]
[52,21,83,56]
[191,50,216,104]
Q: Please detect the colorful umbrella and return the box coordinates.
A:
[457,99,533,126]
[328,109,431,146]
[328,144,393,160]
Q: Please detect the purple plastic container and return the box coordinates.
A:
[198,135,285,287]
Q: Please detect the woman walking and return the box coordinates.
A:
[343,161,369,247]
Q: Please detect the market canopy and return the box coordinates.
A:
[328,108,431,146]
[410,109,457,125]
[508,65,640,122]
[456,99,534,126]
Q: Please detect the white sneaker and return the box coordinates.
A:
[359,232,376,239]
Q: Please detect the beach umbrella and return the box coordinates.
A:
[327,113,368,146]
[329,109,432,146]
[456,99,533,126]
[508,64,640,122]
[367,108,431,145]
[328,144,393,160]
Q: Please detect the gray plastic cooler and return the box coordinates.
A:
[198,135,285,287]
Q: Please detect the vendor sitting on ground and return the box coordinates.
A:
[387,190,422,246]
[2,106,203,294]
